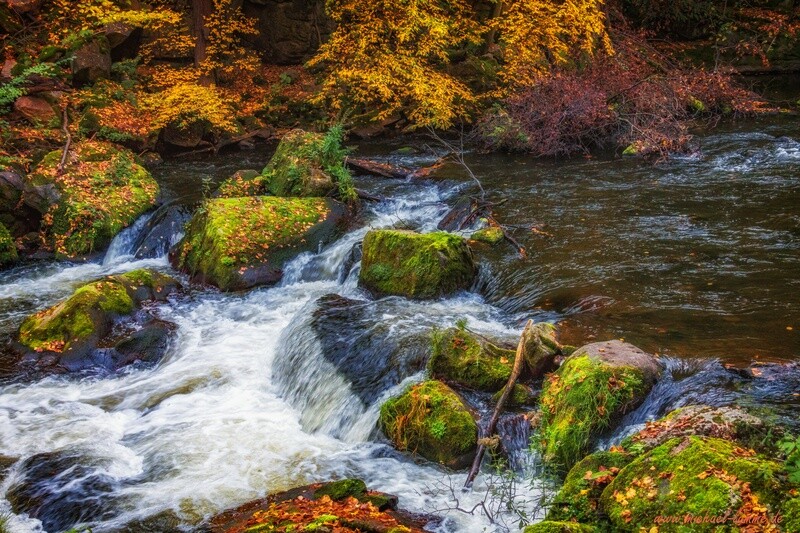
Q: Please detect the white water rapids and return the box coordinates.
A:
[0,181,542,533]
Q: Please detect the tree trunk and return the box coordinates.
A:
[483,0,504,54]
[192,0,213,85]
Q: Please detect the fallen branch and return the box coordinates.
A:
[407,156,448,179]
[487,214,527,258]
[172,129,269,158]
[465,320,532,488]
[57,107,71,175]
[346,157,410,179]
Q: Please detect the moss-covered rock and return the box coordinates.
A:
[171,196,348,291]
[214,169,266,198]
[492,383,536,408]
[538,341,661,471]
[621,404,781,456]
[359,230,477,299]
[263,127,356,202]
[429,326,514,392]
[523,522,596,533]
[29,140,159,258]
[601,437,787,532]
[546,450,634,525]
[16,269,178,364]
[521,321,560,379]
[379,380,477,468]
[208,480,422,533]
[0,221,18,266]
[470,226,504,245]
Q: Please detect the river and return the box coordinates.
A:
[0,114,798,532]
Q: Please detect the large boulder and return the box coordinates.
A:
[171,196,349,291]
[263,128,355,201]
[213,169,265,198]
[13,95,57,125]
[30,140,159,258]
[15,269,179,371]
[537,340,661,471]
[359,230,477,299]
[0,221,17,266]
[601,437,787,532]
[208,479,425,533]
[429,326,514,392]
[71,38,111,86]
[379,380,477,468]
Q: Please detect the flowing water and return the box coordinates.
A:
[0,115,798,533]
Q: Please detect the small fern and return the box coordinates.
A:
[0,62,62,109]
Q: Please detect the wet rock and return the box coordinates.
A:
[105,21,142,61]
[15,269,179,371]
[72,38,112,86]
[379,380,477,468]
[162,121,205,149]
[263,128,352,200]
[359,230,477,299]
[7,450,120,533]
[96,319,176,369]
[0,221,17,267]
[133,204,191,259]
[492,383,536,408]
[30,140,159,258]
[621,404,781,454]
[171,196,349,291]
[0,455,16,484]
[139,151,163,168]
[208,479,423,533]
[6,0,43,14]
[538,340,662,471]
[437,196,476,231]
[521,321,560,379]
[429,326,514,392]
[600,437,787,532]
[470,226,504,245]
[13,95,57,124]
[213,169,265,198]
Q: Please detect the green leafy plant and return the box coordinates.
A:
[0,62,62,109]
[779,434,800,484]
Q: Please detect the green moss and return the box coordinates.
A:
[523,522,596,533]
[537,354,647,472]
[173,196,345,291]
[263,126,356,203]
[547,451,633,524]
[429,327,513,392]
[315,479,367,501]
[470,226,504,245]
[18,279,134,353]
[304,514,338,531]
[601,437,786,532]
[359,230,477,299]
[491,383,534,407]
[0,222,17,267]
[379,380,477,467]
[31,140,159,258]
[782,497,800,532]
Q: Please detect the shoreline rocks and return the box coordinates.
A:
[428,326,514,392]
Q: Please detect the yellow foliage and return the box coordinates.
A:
[201,0,260,81]
[309,0,480,129]
[139,83,239,135]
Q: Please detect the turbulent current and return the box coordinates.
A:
[0,118,798,532]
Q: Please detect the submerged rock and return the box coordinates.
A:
[15,269,178,371]
[359,230,477,299]
[538,340,661,471]
[171,196,349,291]
[428,326,514,392]
[379,380,477,468]
[30,140,159,258]
[208,478,424,533]
[263,127,356,201]
[214,169,265,198]
[470,226,504,245]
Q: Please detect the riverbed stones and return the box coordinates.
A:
[428,326,514,392]
[13,95,57,125]
[359,229,477,299]
[538,340,661,471]
[15,269,179,371]
[214,169,265,198]
[521,321,560,378]
[379,380,477,468]
[30,140,159,258]
[171,196,348,291]
[71,38,112,86]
